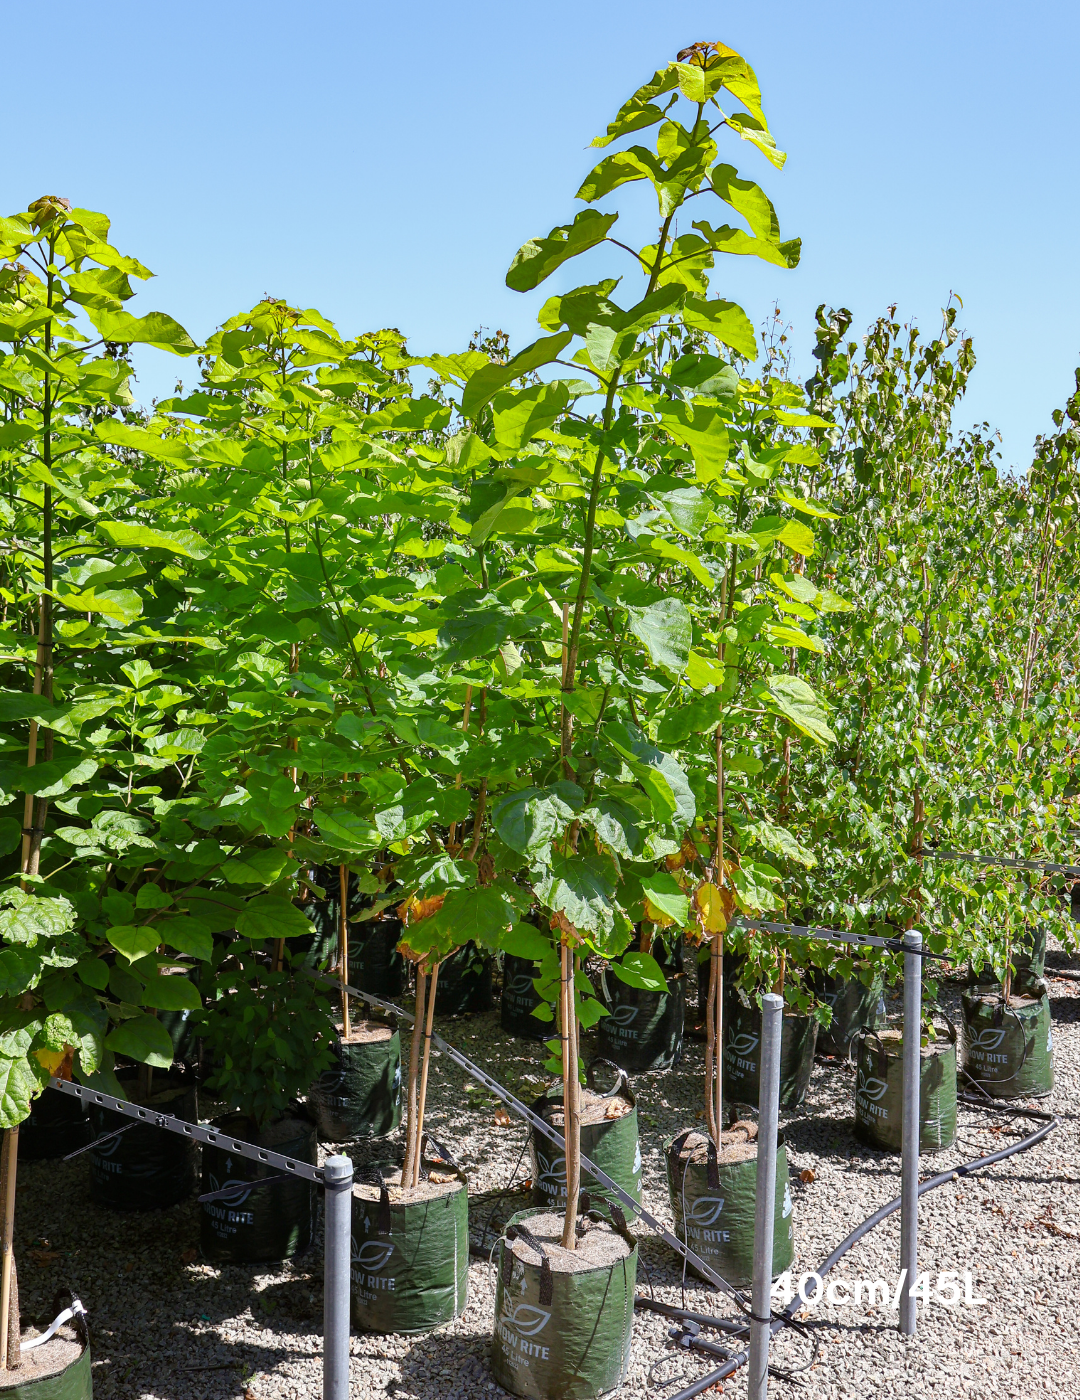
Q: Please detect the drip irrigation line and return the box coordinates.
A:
[198,1172,297,1204]
[312,971,761,1314]
[657,1103,1059,1400]
[730,916,951,963]
[46,1078,326,1185]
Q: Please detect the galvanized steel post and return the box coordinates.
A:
[323,1153,354,1400]
[747,991,784,1400]
[900,930,922,1335]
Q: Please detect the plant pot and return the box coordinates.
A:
[960,990,1054,1099]
[3,1302,92,1400]
[348,917,407,1000]
[491,1208,636,1400]
[200,1112,317,1263]
[350,1170,469,1335]
[89,1069,197,1211]
[596,969,685,1072]
[665,1126,794,1287]
[309,1019,403,1141]
[722,996,818,1111]
[528,1064,641,1220]
[19,1087,90,1162]
[970,925,1048,996]
[853,1023,957,1152]
[812,969,885,1058]
[501,955,556,1041]
[434,942,492,1016]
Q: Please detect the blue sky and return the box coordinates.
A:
[6,1,1078,471]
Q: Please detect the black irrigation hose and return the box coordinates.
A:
[656,1102,1059,1400]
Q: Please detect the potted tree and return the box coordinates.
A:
[196,943,335,1263]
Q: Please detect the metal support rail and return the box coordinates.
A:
[924,849,1080,878]
[731,915,951,962]
[45,1078,325,1184]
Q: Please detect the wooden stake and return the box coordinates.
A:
[411,962,440,1189]
[559,941,580,1249]
[0,1127,20,1370]
[401,968,427,1186]
[18,602,47,887]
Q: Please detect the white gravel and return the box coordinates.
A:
[13,948,1080,1400]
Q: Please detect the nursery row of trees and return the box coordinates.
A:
[0,39,1077,1182]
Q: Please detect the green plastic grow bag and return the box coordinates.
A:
[960,990,1054,1099]
[665,1130,794,1288]
[853,1024,957,1152]
[491,1208,637,1400]
[722,997,818,1110]
[812,970,885,1058]
[350,1176,469,1335]
[200,1114,317,1263]
[596,970,685,1073]
[501,955,556,1041]
[0,1341,92,1400]
[89,1071,197,1211]
[309,1022,402,1141]
[528,1068,641,1220]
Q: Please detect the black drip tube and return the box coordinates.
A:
[646,1099,1059,1400]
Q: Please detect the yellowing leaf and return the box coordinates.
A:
[694,882,729,934]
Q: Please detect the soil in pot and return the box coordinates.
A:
[0,1324,91,1400]
[501,955,556,1040]
[596,968,685,1073]
[528,1076,641,1219]
[854,1024,958,1152]
[350,1169,468,1335]
[812,969,885,1058]
[309,1019,402,1141]
[666,1124,794,1288]
[960,990,1054,1099]
[434,942,492,1016]
[200,1112,317,1263]
[722,996,818,1111]
[491,1208,636,1400]
[19,1087,90,1162]
[89,1068,197,1211]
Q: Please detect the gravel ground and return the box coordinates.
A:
[13,946,1080,1400]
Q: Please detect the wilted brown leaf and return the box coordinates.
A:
[800,1168,815,1184]
[493,1108,513,1127]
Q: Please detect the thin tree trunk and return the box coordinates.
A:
[401,968,427,1186]
[410,962,440,1188]
[339,864,351,1040]
[559,941,580,1249]
[18,601,47,887]
[0,1127,20,1370]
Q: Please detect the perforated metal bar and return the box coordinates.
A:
[731,915,951,961]
[45,1078,325,1185]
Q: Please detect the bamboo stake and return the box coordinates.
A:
[401,968,427,1186]
[410,962,441,1189]
[0,1127,19,1370]
[559,941,580,1249]
[446,686,473,850]
[712,933,723,1148]
[339,865,351,1040]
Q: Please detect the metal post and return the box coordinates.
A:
[900,930,922,1335]
[323,1153,354,1400]
[747,992,783,1400]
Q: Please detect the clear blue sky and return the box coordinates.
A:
[6,1,1078,471]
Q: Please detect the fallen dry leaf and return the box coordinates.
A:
[124,1261,135,1273]
[181,1248,198,1264]
[493,1108,513,1127]
[29,1248,60,1267]
[800,1168,816,1184]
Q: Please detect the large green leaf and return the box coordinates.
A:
[0,1055,46,1129]
[603,721,696,830]
[105,1014,174,1068]
[96,521,209,558]
[493,783,583,855]
[627,598,692,675]
[534,850,618,937]
[640,871,690,925]
[681,297,757,358]
[460,332,573,420]
[85,307,197,353]
[763,675,836,747]
[139,975,201,1012]
[609,951,669,992]
[235,895,313,940]
[505,211,618,292]
[491,382,570,449]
